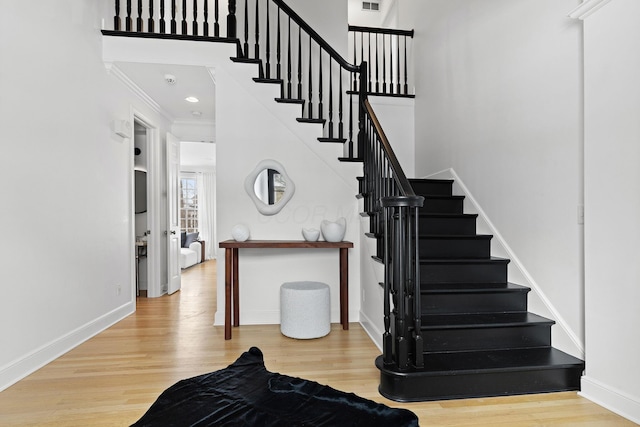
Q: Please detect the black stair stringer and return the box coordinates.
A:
[375,178,585,401]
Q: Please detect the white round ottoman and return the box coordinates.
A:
[280,281,330,339]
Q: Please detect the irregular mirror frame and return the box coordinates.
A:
[244,159,296,215]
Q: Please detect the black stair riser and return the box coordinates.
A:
[419,216,477,235]
[422,291,528,314]
[420,198,464,215]
[421,325,551,352]
[419,237,491,259]
[377,360,583,402]
[409,179,453,196]
[421,261,507,284]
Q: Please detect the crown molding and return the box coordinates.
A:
[104,62,173,122]
[568,0,612,20]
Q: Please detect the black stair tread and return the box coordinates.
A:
[422,195,465,200]
[338,157,364,163]
[275,98,305,105]
[409,178,454,185]
[230,56,262,64]
[419,212,478,219]
[421,257,510,265]
[402,348,584,375]
[296,117,326,125]
[253,77,282,84]
[318,137,347,143]
[423,282,531,294]
[421,312,554,329]
[419,234,493,239]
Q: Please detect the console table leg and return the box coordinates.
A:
[340,247,349,330]
[224,248,232,339]
[232,248,240,327]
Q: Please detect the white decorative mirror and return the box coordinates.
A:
[244,159,295,215]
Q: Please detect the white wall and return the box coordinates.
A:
[579,0,640,422]
[413,0,585,357]
[0,1,172,390]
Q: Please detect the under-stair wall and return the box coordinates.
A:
[214,61,362,326]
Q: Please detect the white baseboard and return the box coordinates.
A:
[580,376,640,424]
[0,302,135,392]
[424,168,585,359]
[359,310,383,352]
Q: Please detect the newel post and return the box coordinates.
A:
[227,0,237,38]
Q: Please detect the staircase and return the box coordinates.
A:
[372,178,584,401]
[103,0,584,403]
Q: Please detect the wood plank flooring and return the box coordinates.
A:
[0,260,634,426]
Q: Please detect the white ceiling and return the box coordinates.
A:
[116,62,216,168]
[180,141,216,170]
[115,62,216,123]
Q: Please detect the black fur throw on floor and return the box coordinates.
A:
[131,346,419,426]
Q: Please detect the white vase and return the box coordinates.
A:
[302,227,320,242]
[231,224,250,242]
[320,218,346,242]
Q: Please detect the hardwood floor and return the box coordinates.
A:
[0,260,634,426]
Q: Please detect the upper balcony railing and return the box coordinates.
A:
[349,25,415,97]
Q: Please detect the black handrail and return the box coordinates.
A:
[363,100,414,196]
[348,25,414,37]
[273,0,358,73]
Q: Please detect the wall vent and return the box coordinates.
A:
[362,1,380,11]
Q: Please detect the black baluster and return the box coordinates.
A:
[148,0,155,32]
[297,27,302,99]
[403,35,408,94]
[308,36,313,119]
[389,34,394,94]
[160,0,166,33]
[368,33,372,92]
[193,0,199,36]
[276,9,281,79]
[254,0,259,58]
[214,0,220,36]
[287,17,292,97]
[352,31,357,91]
[328,59,333,138]
[227,0,236,38]
[265,0,270,78]
[348,75,353,157]
[339,67,343,139]
[114,0,121,31]
[171,0,177,33]
[182,0,188,34]
[382,34,387,94]
[204,0,209,36]
[243,0,249,58]
[126,0,132,31]
[397,34,401,95]
[137,0,143,32]
[375,33,379,93]
[318,49,323,120]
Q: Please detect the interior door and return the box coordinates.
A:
[167,133,181,294]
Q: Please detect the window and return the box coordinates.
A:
[362,1,380,11]
[179,175,198,233]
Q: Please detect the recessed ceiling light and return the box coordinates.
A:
[185,96,199,103]
[191,111,202,117]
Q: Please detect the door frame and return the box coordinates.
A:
[131,109,164,298]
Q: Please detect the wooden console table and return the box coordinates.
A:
[218,240,354,340]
